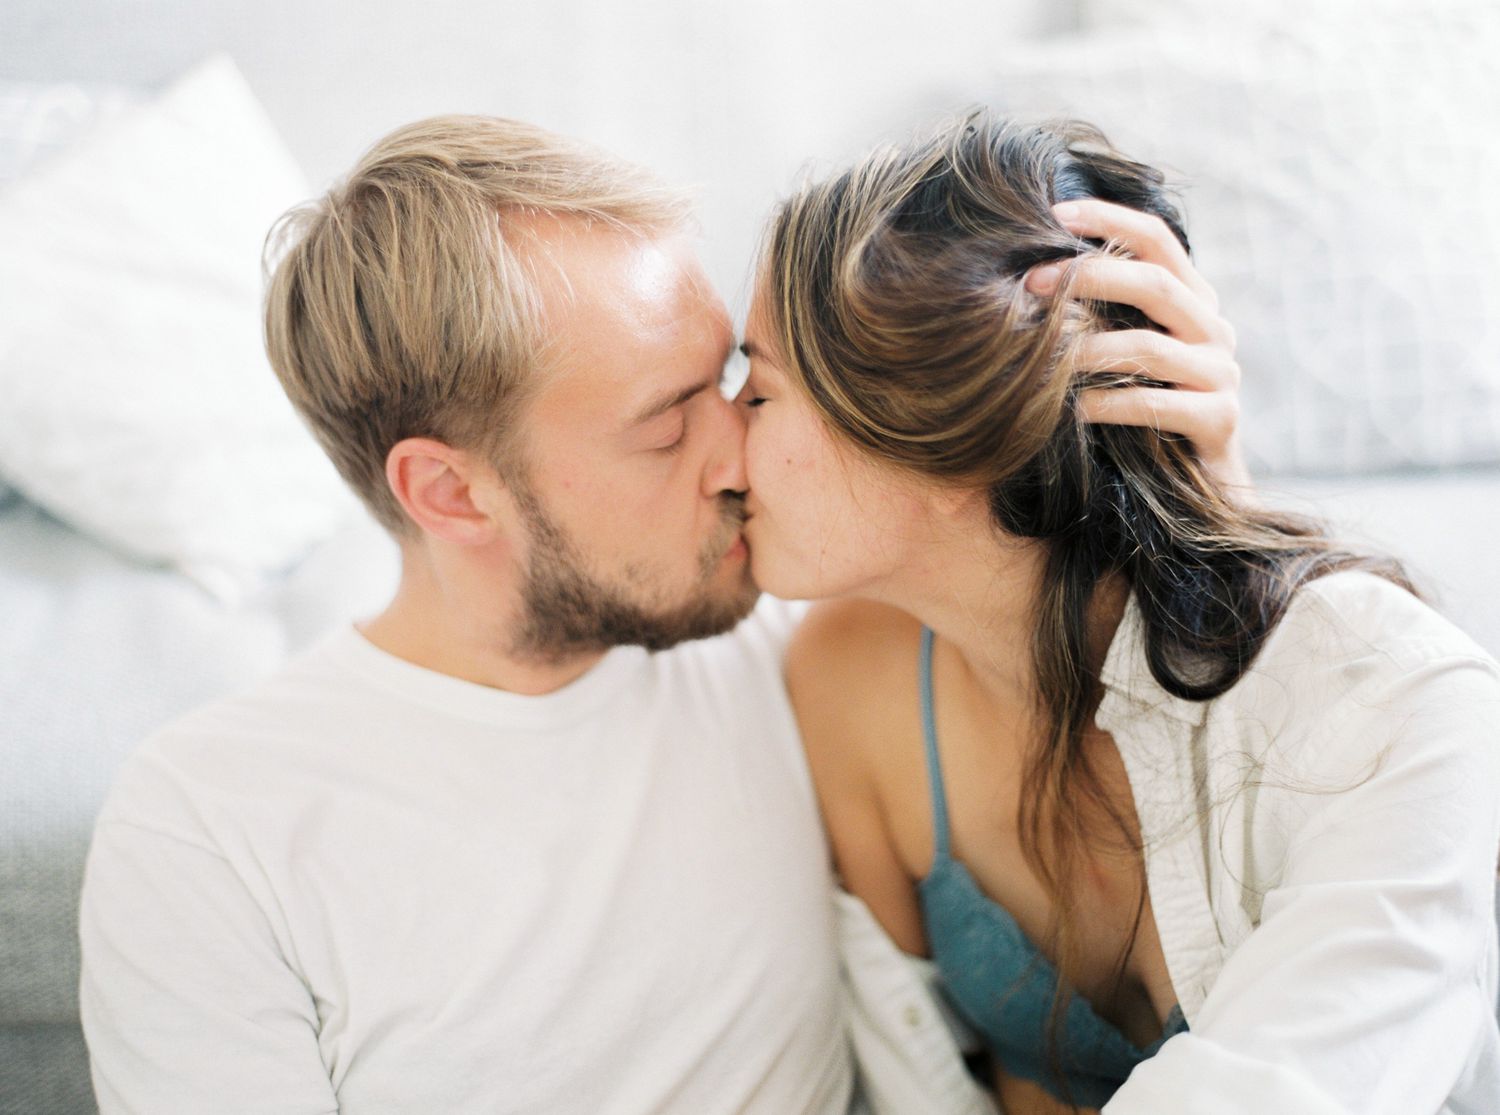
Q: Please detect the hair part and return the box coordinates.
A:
[760,110,1412,1107]
[263,115,694,535]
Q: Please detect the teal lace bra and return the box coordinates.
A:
[916,627,1186,1108]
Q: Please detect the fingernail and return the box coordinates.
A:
[1027,262,1064,293]
[1052,201,1081,224]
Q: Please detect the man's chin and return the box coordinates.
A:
[520,569,762,659]
[623,584,760,652]
[512,490,760,658]
[683,573,762,640]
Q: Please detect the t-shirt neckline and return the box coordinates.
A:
[324,623,649,730]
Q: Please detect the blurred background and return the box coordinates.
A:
[2,0,1083,313]
[3,1,1498,1111]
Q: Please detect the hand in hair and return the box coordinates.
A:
[1025,198,1250,495]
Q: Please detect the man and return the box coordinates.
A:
[79,115,1243,1113]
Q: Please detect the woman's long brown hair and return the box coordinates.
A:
[759,111,1411,1107]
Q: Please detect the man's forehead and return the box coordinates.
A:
[515,217,732,421]
[514,213,711,310]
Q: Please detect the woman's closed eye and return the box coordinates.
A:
[734,383,769,409]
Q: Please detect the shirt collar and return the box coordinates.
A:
[1097,593,1212,731]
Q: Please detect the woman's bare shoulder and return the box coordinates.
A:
[785,599,926,775]
[787,598,924,705]
[786,600,932,951]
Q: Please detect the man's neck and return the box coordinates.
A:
[358,552,606,697]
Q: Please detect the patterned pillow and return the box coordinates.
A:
[982,4,1500,474]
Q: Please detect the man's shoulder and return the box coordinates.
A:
[159,626,363,736]
[102,631,369,821]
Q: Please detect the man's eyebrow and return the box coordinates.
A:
[629,381,710,427]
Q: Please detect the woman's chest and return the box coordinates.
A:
[880,689,1179,1046]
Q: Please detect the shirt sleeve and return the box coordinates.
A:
[80,813,339,1114]
[1105,654,1500,1115]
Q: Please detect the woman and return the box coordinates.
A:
[734,114,1500,1114]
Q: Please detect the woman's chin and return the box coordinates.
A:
[747,549,800,601]
[747,549,838,603]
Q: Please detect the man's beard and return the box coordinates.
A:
[509,484,759,662]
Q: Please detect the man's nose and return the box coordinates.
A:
[702,393,748,497]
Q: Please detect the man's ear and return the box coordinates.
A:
[385,437,505,546]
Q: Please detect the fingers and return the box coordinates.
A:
[1030,255,1228,347]
[1051,197,1216,309]
[1072,330,1241,395]
[1078,383,1240,447]
[1082,382,1254,493]
[1035,199,1250,491]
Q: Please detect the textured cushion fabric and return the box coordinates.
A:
[0,1025,93,1115]
[0,498,398,1035]
[0,55,358,603]
[986,3,1500,475]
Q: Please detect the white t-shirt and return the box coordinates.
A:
[80,597,853,1114]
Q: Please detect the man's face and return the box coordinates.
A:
[503,218,757,660]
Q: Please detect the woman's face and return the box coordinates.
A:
[735,297,935,602]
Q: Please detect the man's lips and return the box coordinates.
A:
[719,508,753,562]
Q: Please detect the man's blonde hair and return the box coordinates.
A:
[263,115,693,535]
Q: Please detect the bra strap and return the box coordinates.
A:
[919,627,953,861]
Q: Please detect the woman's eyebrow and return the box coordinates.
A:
[739,339,784,372]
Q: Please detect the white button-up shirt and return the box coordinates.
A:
[843,571,1500,1115]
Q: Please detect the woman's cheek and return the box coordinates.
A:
[747,417,794,503]
[744,420,808,581]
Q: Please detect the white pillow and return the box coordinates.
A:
[0,79,142,507]
[0,79,140,189]
[0,55,358,603]
[980,5,1500,475]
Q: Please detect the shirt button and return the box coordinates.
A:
[903,1004,923,1029]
